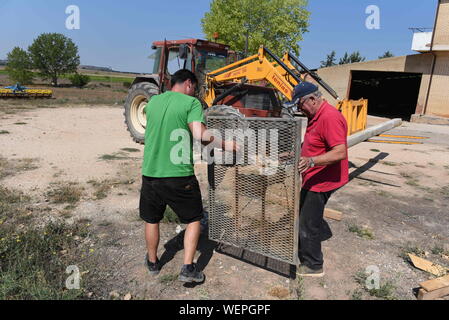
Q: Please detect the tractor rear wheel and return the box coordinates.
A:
[124,82,158,144]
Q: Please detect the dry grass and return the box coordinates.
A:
[0,74,128,112]
[87,178,136,200]
[0,156,39,180]
[399,243,425,262]
[354,271,396,300]
[0,185,102,300]
[348,224,375,240]
[46,182,84,204]
[99,152,131,161]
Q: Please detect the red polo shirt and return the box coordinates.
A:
[301,101,349,192]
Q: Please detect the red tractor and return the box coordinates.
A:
[123,39,283,144]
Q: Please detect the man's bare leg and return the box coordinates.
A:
[145,223,160,263]
[183,221,201,265]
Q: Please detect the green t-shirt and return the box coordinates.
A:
[142,91,204,178]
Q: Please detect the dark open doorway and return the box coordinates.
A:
[349,71,422,121]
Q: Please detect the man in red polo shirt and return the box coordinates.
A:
[293,82,349,277]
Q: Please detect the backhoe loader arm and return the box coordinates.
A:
[204,47,302,106]
[280,52,341,101]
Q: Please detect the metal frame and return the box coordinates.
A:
[207,116,302,265]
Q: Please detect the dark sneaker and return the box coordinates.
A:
[297,265,325,278]
[145,253,161,275]
[178,263,205,283]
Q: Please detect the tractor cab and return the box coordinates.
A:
[150,39,231,92]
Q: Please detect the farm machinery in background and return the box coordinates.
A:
[123,38,367,144]
[0,83,53,98]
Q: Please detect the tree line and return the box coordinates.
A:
[320,50,395,68]
[5,33,90,87]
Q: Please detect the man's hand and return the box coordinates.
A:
[222,140,240,153]
[298,157,312,173]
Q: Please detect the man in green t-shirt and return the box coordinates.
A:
[140,69,237,283]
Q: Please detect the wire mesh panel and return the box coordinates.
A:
[206,116,302,265]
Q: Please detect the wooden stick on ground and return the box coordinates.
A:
[324,208,343,221]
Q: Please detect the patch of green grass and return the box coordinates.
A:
[294,276,305,300]
[0,220,92,300]
[370,149,380,153]
[0,130,9,134]
[87,178,135,200]
[0,186,31,223]
[99,152,130,161]
[161,207,181,224]
[76,75,133,83]
[350,289,363,300]
[376,190,391,198]
[159,273,178,285]
[87,180,112,200]
[197,288,209,300]
[354,271,396,300]
[399,172,412,179]
[121,148,140,153]
[348,224,374,240]
[431,246,446,256]
[405,179,420,187]
[46,182,83,204]
[382,161,398,167]
[399,243,425,262]
[441,186,449,198]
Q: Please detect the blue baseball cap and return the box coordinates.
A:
[291,82,319,104]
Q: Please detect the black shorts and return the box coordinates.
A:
[139,175,204,224]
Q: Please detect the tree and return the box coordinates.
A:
[5,47,34,84]
[379,51,394,59]
[320,51,337,68]
[69,73,90,88]
[202,0,310,57]
[339,51,365,65]
[28,33,80,86]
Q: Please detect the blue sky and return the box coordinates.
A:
[0,0,438,72]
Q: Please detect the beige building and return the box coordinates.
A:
[317,0,449,122]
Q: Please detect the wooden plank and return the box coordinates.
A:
[324,209,343,221]
[408,254,449,276]
[418,287,449,300]
[420,274,449,292]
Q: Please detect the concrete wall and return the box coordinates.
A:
[426,52,449,117]
[434,0,449,49]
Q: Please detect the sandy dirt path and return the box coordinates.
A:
[1,106,448,300]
